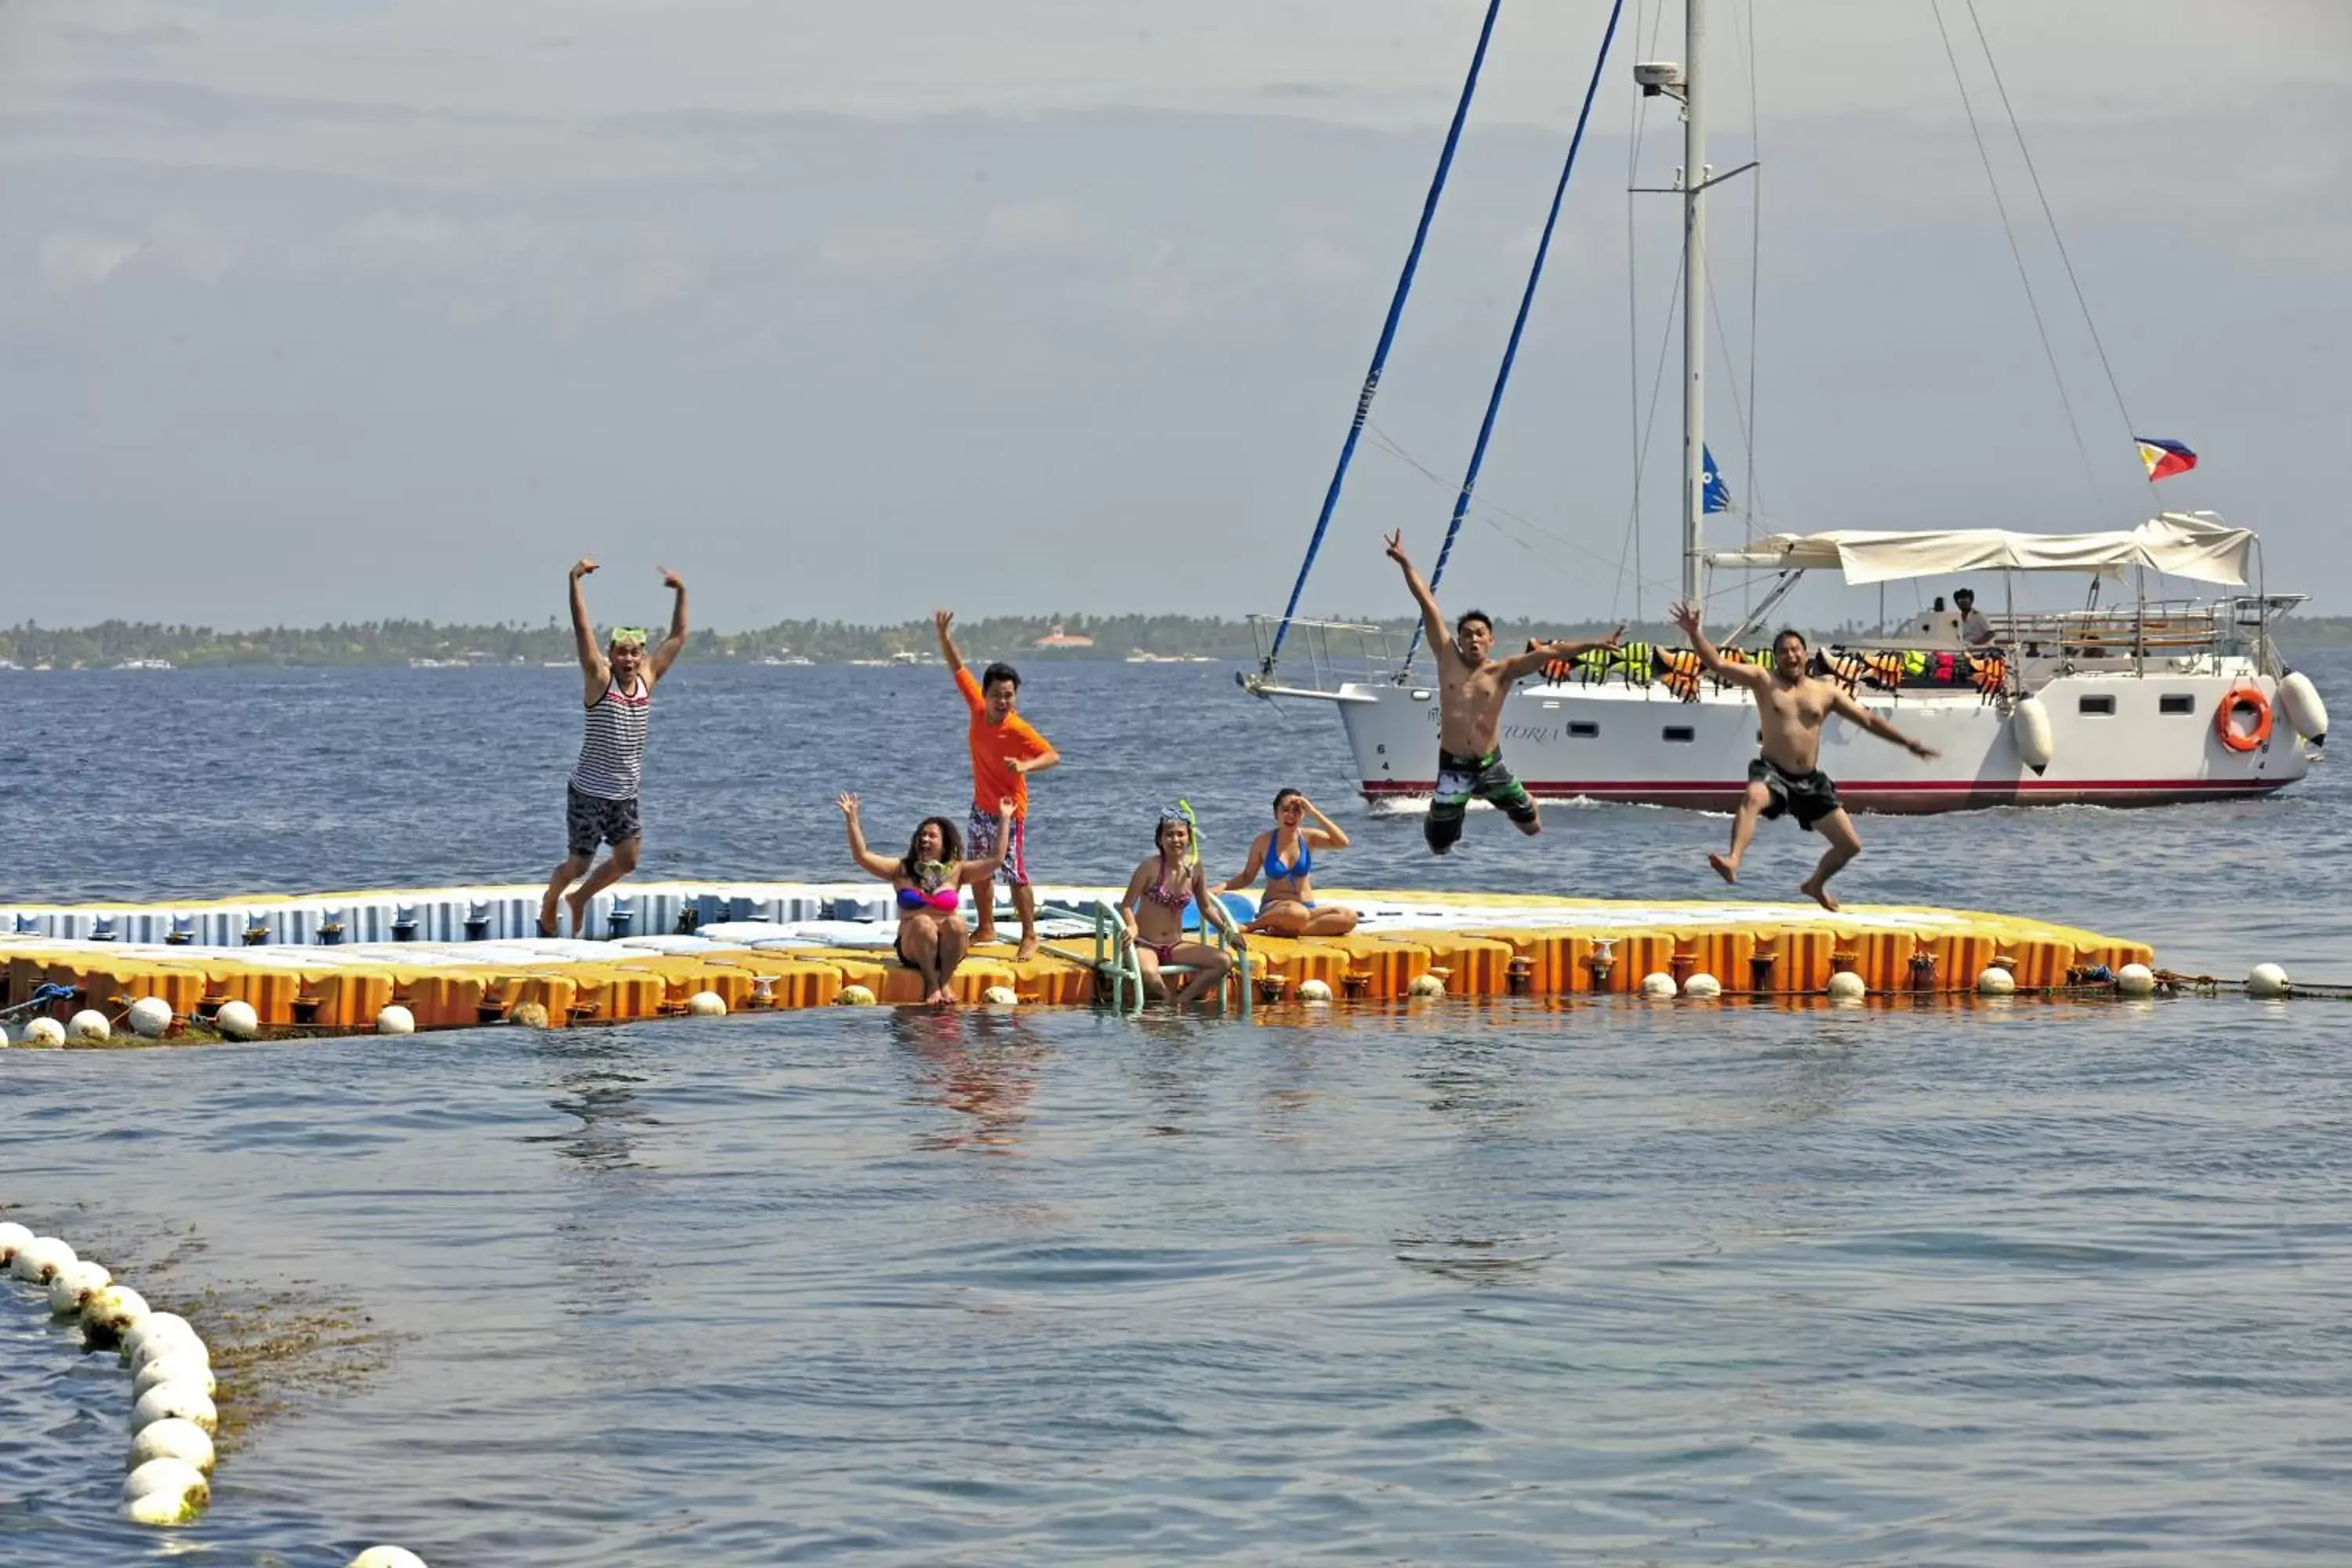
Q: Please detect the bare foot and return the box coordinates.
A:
[1015,936,1040,963]
[564,887,591,936]
[972,928,1000,949]
[1798,877,1840,912]
[1708,853,1739,885]
[925,985,956,1005]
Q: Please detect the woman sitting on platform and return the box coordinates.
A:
[1224,789,1358,938]
[838,792,1015,1004]
[1120,804,1248,1008]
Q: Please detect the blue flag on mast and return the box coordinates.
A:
[1701,445,1732,514]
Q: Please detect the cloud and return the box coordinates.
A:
[34,211,236,291]
[334,209,565,274]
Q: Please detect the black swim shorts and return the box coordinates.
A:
[1748,756,1841,832]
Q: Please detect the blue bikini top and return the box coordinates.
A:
[1263,831,1313,881]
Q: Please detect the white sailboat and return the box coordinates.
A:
[1242,0,2326,815]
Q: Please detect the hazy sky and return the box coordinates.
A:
[4,0,2347,631]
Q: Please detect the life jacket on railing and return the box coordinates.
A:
[1929,650,1959,686]
[1860,650,1907,692]
[1657,646,1704,702]
[1826,650,1867,695]
[1969,652,2007,702]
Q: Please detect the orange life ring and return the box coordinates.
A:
[2216,684,2273,753]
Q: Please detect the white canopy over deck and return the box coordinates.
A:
[1703,511,2254,586]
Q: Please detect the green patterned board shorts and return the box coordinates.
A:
[1426,748,1537,851]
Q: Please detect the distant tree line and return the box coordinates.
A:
[3,610,2345,670]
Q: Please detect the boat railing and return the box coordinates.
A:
[1238,616,1403,701]
[1984,594,2304,672]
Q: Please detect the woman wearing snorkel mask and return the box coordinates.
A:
[1117,804,1247,1008]
[838,793,1018,1004]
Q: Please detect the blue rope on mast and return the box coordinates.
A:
[1261,0,1506,677]
[1406,0,1628,677]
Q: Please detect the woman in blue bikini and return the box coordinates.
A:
[1224,789,1359,938]
[839,792,1016,1004]
[1119,804,1247,1008]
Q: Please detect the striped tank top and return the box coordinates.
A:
[569,675,652,800]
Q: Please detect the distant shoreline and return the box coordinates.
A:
[4,612,2346,670]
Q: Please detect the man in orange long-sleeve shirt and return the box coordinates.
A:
[935,608,1061,959]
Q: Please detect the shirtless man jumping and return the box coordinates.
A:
[1387,531,1623,854]
[1671,601,1937,910]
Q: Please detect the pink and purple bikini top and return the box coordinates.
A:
[897,884,960,913]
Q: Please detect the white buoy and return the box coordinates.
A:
[0,1221,31,1262]
[130,1415,216,1472]
[2278,670,2328,743]
[135,1352,216,1399]
[126,997,174,1038]
[1406,972,1446,999]
[835,985,877,1007]
[1826,971,1868,1001]
[981,986,1018,1007]
[1976,966,2017,996]
[2013,694,2055,774]
[1682,972,1722,1000]
[23,1016,67,1047]
[376,1004,416,1036]
[685,990,728,1017]
[1295,978,1334,1004]
[67,1009,111,1042]
[83,1284,151,1344]
[350,1548,432,1568]
[122,1457,209,1525]
[49,1260,112,1316]
[1639,971,1678,999]
[11,1236,76,1283]
[2247,963,2291,1000]
[2115,963,2158,997]
[134,1383,219,1435]
[123,1313,205,1370]
[214,1000,260,1040]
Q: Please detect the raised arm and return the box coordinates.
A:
[934,608,965,678]
[1385,531,1451,665]
[1671,601,1766,691]
[1828,690,1940,760]
[649,567,689,681]
[1298,797,1351,851]
[1499,624,1625,683]
[959,799,1019,882]
[836,793,902,880]
[1221,831,1269,892]
[568,558,608,699]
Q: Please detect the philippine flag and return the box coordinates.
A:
[2134,437,2198,482]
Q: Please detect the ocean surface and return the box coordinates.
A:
[2,654,2349,1565]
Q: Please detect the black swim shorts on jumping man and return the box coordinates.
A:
[565,784,642,857]
[1748,756,1841,832]
[1426,747,1539,851]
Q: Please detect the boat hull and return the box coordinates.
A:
[1334,670,2310,815]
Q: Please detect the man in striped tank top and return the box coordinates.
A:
[540,557,689,937]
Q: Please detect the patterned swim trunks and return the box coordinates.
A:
[965,806,1030,887]
[566,784,642,856]
[1425,748,1537,852]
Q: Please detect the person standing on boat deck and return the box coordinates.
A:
[1224,789,1359,937]
[1955,588,1995,648]
[934,608,1060,960]
[1671,601,1937,912]
[539,559,688,937]
[1384,531,1624,854]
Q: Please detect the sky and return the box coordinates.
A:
[3,0,2348,631]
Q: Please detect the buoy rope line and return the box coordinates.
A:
[0,1220,429,1566]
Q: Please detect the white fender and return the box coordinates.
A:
[2278,670,2328,745]
[2013,695,2055,774]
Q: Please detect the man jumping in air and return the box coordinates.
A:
[1671,601,1937,910]
[1385,530,1622,854]
[539,558,688,937]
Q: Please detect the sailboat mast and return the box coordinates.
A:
[1681,0,1708,606]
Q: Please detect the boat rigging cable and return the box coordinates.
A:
[1926,0,2105,528]
[1261,0,1505,677]
[1403,0,1631,678]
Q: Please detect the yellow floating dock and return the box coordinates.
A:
[0,883,2153,1040]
